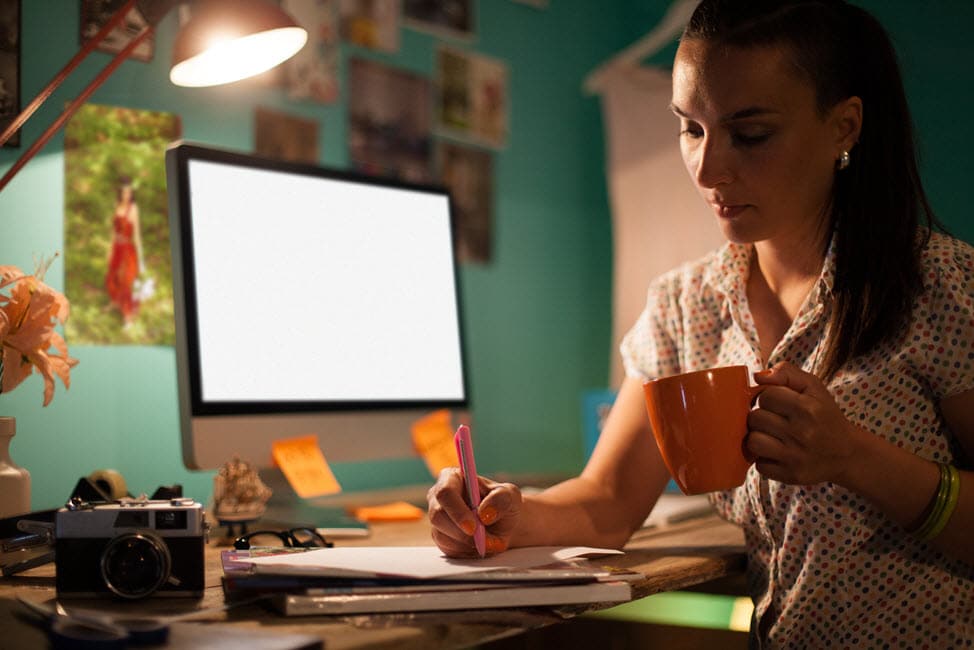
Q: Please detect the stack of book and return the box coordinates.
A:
[221,546,639,616]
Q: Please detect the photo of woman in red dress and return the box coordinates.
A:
[104,176,143,326]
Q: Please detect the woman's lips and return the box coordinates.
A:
[713,203,748,219]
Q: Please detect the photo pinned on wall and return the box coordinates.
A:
[81,0,154,62]
[339,0,400,52]
[0,0,19,147]
[282,0,341,103]
[63,104,181,345]
[436,141,493,264]
[348,57,432,183]
[254,106,320,165]
[435,46,508,149]
[403,0,474,41]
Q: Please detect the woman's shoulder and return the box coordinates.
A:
[919,230,974,290]
[921,229,973,259]
[910,230,974,399]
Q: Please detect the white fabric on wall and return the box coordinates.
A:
[601,66,724,388]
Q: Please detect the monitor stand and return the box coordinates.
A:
[254,468,431,539]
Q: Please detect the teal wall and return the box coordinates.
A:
[2,2,972,512]
[860,0,974,244]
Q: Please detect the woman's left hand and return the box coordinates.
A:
[746,361,865,485]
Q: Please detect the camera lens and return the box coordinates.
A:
[100,532,172,599]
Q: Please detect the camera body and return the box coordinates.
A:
[55,497,206,599]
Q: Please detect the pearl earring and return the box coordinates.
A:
[837,150,851,171]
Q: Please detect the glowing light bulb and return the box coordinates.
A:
[170,26,307,87]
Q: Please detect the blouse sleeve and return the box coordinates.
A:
[914,235,974,399]
[620,270,685,382]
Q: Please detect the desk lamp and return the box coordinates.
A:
[0,0,308,193]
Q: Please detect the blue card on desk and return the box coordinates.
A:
[289,505,370,538]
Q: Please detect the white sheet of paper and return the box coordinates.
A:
[242,546,623,579]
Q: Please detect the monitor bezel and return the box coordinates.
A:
[166,142,470,421]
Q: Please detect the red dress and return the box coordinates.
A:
[105,205,139,320]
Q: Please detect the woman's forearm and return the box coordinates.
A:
[511,475,660,550]
[836,428,973,565]
[508,377,671,550]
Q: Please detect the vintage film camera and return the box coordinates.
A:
[55,497,207,599]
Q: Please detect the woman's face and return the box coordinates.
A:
[671,39,857,248]
[120,185,133,202]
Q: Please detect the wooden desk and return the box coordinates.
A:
[0,515,745,649]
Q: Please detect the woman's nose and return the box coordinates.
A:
[692,136,733,189]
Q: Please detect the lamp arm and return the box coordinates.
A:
[0,24,155,193]
[0,0,304,191]
[0,0,138,149]
[0,0,182,193]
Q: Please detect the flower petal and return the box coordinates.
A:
[0,265,26,288]
[1,346,34,394]
[1,266,77,404]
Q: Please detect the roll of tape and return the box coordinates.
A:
[115,618,169,646]
[49,618,128,649]
[87,469,128,500]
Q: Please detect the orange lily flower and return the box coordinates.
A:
[0,262,79,406]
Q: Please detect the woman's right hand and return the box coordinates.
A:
[427,468,523,557]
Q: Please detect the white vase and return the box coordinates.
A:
[0,416,31,518]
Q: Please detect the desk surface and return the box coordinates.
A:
[0,515,745,650]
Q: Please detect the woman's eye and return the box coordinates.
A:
[680,127,703,139]
[732,131,772,147]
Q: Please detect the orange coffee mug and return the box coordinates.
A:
[642,365,758,495]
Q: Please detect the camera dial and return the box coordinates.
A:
[100,532,172,599]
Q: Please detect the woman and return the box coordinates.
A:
[104,176,144,326]
[427,1,974,646]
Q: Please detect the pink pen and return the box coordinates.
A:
[454,424,486,558]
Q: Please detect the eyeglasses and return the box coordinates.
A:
[233,527,333,550]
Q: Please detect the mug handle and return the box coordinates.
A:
[742,384,767,463]
[748,383,766,406]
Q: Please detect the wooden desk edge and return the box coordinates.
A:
[0,514,748,650]
[623,516,747,600]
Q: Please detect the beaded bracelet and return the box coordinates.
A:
[913,463,961,543]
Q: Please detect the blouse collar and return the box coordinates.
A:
[704,233,838,302]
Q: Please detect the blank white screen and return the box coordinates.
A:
[186,160,465,403]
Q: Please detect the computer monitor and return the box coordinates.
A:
[165,143,468,471]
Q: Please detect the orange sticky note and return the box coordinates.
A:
[350,501,425,522]
[271,435,342,498]
[411,409,457,478]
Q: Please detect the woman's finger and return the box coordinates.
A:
[477,481,522,537]
[752,385,805,419]
[753,361,817,394]
[427,495,472,544]
[431,527,480,558]
[427,468,481,540]
[745,430,789,461]
[753,457,789,482]
[747,406,790,437]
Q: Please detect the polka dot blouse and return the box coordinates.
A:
[621,231,974,648]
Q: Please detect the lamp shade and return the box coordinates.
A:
[170,0,307,87]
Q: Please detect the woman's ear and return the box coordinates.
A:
[832,95,863,155]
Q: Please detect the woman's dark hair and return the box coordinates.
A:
[683,0,941,380]
[116,175,135,202]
